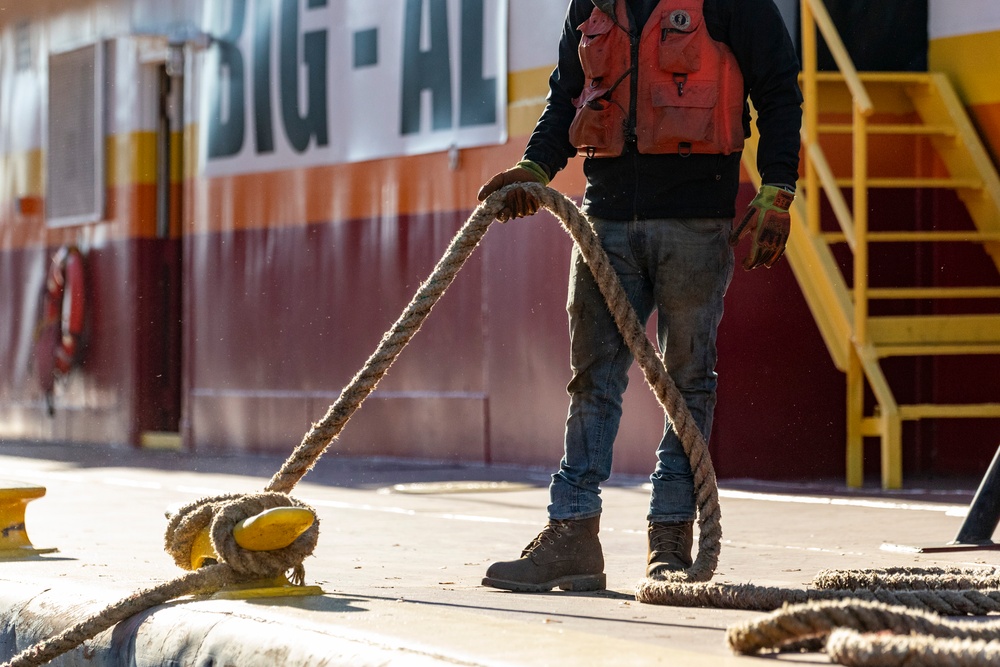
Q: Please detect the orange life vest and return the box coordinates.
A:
[568,0,746,158]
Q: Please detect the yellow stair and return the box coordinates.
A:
[741,0,1000,489]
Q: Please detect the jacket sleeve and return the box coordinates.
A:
[713,0,802,188]
[520,1,591,178]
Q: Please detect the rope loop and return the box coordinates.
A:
[164,492,319,579]
[512,183,723,584]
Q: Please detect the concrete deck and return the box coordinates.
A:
[0,440,992,666]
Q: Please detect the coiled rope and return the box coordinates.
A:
[1,184,719,667]
[639,565,1000,616]
[708,564,1000,665]
[729,597,1000,666]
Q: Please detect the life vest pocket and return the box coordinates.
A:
[640,80,718,151]
[577,11,618,79]
[570,87,626,158]
[658,6,703,73]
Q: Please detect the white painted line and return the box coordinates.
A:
[304,498,537,525]
[2,463,971,522]
[721,539,865,556]
[716,488,969,516]
[1,469,81,483]
[174,485,229,496]
[99,477,162,490]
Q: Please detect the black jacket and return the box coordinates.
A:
[523,0,802,220]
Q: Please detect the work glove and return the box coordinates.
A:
[477,160,550,222]
[729,184,795,270]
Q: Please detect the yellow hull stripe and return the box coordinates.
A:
[1,131,184,200]
[929,31,1000,105]
[0,149,43,197]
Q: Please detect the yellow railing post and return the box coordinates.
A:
[846,350,865,487]
[800,0,877,487]
[853,106,869,345]
[801,0,820,235]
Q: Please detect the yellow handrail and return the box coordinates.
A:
[801,131,856,249]
[795,0,1000,489]
[801,0,874,116]
[800,0,877,486]
[800,0,874,344]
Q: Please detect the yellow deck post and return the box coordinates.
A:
[880,408,903,490]
[0,480,58,558]
[845,351,865,487]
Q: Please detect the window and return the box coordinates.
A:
[15,21,32,71]
[47,43,105,227]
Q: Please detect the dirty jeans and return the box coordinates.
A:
[547,217,734,524]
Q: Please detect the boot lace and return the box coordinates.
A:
[649,523,688,557]
[520,520,569,558]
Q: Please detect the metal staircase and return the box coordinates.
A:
[741,0,1000,489]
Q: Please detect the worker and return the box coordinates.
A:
[477,0,802,591]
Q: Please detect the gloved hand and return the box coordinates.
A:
[729,184,794,270]
[477,161,549,222]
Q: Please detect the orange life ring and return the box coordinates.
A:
[52,246,86,374]
[34,246,86,394]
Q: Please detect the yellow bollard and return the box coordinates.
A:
[0,480,58,559]
[233,506,315,551]
[189,506,323,599]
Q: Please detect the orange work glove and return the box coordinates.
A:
[729,184,795,270]
[477,160,549,222]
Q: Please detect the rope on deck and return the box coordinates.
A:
[728,596,1000,666]
[1,184,718,667]
[6,185,996,667]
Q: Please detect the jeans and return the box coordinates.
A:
[547,217,734,524]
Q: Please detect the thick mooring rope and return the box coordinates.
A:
[7,185,993,667]
[3,492,314,667]
[636,576,1000,616]
[812,566,1000,591]
[2,184,720,667]
[709,566,1000,666]
[525,184,723,583]
[262,182,723,582]
[2,567,237,667]
[164,492,320,583]
[728,598,1000,655]
[827,628,1000,667]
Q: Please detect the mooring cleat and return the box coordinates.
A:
[190,505,324,599]
[233,506,316,551]
[0,480,58,559]
[207,572,324,600]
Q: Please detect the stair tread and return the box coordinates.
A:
[897,403,1000,419]
[832,176,983,188]
[822,230,1000,242]
[861,403,1000,422]
[868,313,1000,347]
[867,286,1000,299]
[817,122,956,136]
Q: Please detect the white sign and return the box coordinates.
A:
[199,0,508,176]
[930,0,1000,39]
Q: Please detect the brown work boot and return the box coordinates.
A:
[482,516,606,592]
[646,521,693,578]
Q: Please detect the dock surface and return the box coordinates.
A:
[0,441,989,666]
